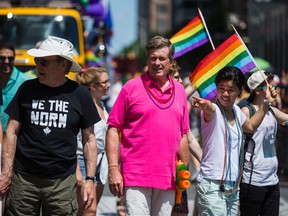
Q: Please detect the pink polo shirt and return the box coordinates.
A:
[107,72,189,190]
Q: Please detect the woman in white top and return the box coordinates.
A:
[76,67,111,216]
[192,66,276,215]
[240,70,288,216]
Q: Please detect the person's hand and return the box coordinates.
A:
[108,166,124,198]
[192,96,208,110]
[267,84,277,103]
[81,180,95,210]
[0,171,12,194]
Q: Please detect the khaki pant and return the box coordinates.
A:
[5,171,78,216]
[125,186,175,216]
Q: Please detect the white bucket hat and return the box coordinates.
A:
[27,36,82,72]
[247,70,268,91]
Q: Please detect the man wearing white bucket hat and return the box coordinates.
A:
[0,36,100,215]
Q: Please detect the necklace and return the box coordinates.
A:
[216,99,244,195]
[142,74,175,104]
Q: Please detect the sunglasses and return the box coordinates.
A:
[257,84,277,90]
[34,57,60,67]
[0,56,14,62]
[264,71,274,78]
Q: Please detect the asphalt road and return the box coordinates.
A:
[97,174,288,216]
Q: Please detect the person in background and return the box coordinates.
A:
[240,70,288,216]
[192,66,276,215]
[237,72,252,108]
[169,61,202,216]
[0,43,30,133]
[169,61,202,163]
[75,66,110,215]
[106,36,190,215]
[106,73,122,112]
[0,36,100,215]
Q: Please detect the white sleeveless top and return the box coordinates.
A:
[197,103,246,182]
[242,108,278,186]
[77,101,109,155]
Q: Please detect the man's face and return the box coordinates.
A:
[0,48,15,74]
[34,56,65,85]
[147,46,172,81]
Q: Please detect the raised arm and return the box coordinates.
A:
[242,85,277,133]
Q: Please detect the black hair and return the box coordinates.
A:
[215,66,246,91]
[0,43,15,56]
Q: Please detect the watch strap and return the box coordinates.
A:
[85,176,96,183]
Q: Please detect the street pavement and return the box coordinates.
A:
[97,181,288,216]
[97,161,288,216]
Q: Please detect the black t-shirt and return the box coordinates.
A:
[5,78,100,179]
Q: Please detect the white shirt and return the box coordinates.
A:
[197,103,246,182]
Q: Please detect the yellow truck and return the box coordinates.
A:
[0,2,85,75]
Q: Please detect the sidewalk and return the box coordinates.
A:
[97,196,196,216]
[96,182,197,216]
[97,182,288,216]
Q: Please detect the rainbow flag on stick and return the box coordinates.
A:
[170,15,209,58]
[190,33,257,100]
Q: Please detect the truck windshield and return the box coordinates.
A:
[0,14,80,56]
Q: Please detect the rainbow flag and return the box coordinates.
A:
[190,33,256,100]
[170,15,209,58]
[85,49,105,67]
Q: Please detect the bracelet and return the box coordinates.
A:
[263,99,272,107]
[109,165,118,169]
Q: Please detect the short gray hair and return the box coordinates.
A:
[145,36,175,63]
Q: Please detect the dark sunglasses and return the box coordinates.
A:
[34,57,60,67]
[264,71,274,78]
[0,56,14,62]
[257,84,277,90]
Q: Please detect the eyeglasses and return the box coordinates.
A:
[257,84,277,90]
[0,56,14,62]
[34,57,60,67]
[173,75,181,81]
[95,79,110,85]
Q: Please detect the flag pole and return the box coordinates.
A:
[231,25,268,84]
[198,7,215,50]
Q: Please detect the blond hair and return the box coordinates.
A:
[76,67,107,87]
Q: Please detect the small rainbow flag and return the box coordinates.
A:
[190,33,256,100]
[85,49,105,67]
[170,15,209,58]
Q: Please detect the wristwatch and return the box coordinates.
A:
[85,176,96,183]
[263,99,272,107]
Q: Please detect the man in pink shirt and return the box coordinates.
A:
[106,36,190,215]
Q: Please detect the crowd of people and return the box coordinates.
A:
[0,34,287,216]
